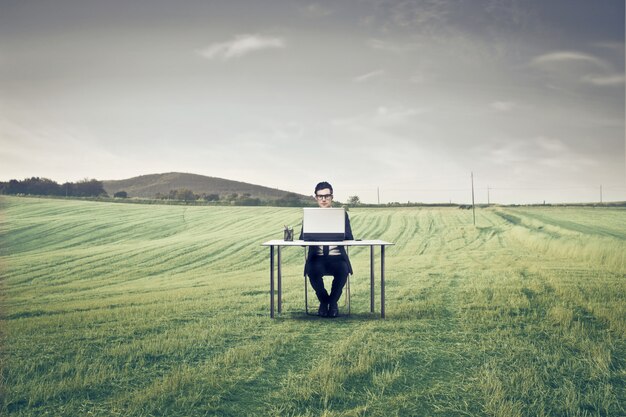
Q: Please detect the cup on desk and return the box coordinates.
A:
[283,226,294,241]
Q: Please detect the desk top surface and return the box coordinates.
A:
[262,239,394,246]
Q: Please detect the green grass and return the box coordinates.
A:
[1,196,625,416]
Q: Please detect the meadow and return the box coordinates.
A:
[1,196,624,416]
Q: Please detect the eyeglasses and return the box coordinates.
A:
[315,194,333,200]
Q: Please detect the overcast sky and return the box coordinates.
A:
[1,0,624,204]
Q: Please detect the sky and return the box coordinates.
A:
[1,0,624,204]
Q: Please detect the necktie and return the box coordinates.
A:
[323,245,329,256]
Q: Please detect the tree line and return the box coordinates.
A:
[0,178,313,206]
[0,177,107,197]
[154,190,309,206]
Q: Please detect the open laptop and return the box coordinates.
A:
[302,208,345,241]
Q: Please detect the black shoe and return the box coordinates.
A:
[328,302,339,318]
[318,303,329,317]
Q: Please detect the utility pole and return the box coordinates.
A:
[471,172,476,226]
[487,186,490,205]
[377,187,380,205]
[600,185,603,203]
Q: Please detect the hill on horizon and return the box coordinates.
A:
[102,172,308,200]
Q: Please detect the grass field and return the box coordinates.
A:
[1,196,625,416]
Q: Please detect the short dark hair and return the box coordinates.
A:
[314,181,333,195]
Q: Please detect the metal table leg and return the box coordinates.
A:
[370,245,375,313]
[277,246,282,314]
[304,247,309,315]
[381,245,385,318]
[270,245,275,318]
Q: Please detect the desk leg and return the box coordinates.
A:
[277,246,282,314]
[370,245,375,313]
[270,245,275,318]
[381,245,385,319]
[304,248,309,315]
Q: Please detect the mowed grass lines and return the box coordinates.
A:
[1,196,625,416]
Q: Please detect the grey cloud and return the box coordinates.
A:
[484,0,535,27]
[535,136,567,153]
[197,34,285,60]
[484,135,598,173]
[531,51,609,69]
[581,74,625,86]
[409,73,426,84]
[367,38,416,53]
[382,0,450,29]
[353,69,385,83]
[301,3,332,18]
[490,101,516,111]
[538,155,597,170]
[529,50,625,90]
[331,105,427,133]
[374,106,427,125]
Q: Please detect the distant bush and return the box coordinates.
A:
[203,193,220,202]
[0,177,107,197]
[114,191,128,198]
[73,179,108,197]
[276,192,304,207]
[154,189,200,202]
[239,197,262,206]
[175,189,197,202]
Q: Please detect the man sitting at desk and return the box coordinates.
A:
[299,181,354,318]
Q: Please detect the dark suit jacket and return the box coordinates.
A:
[299,211,354,277]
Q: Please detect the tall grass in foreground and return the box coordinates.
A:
[1,197,624,416]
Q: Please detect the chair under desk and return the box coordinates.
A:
[261,240,394,318]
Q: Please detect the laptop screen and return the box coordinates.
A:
[302,208,345,241]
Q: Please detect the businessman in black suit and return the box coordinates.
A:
[300,181,354,318]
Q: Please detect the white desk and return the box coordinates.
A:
[261,240,394,318]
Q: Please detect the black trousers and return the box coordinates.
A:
[307,256,350,304]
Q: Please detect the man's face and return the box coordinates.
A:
[315,188,333,208]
